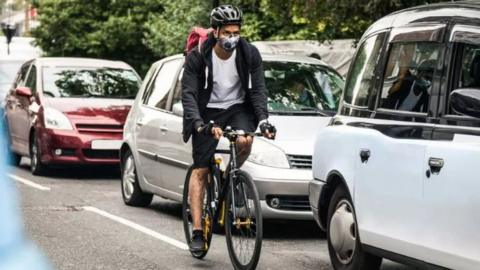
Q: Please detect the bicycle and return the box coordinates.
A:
[182,126,263,270]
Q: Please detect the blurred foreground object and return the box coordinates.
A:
[0,121,51,270]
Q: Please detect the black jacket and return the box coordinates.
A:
[181,35,268,142]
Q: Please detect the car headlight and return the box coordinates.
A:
[43,107,73,130]
[248,138,290,169]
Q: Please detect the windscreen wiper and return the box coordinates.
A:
[299,107,329,116]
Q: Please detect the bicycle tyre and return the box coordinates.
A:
[182,166,213,259]
[225,170,263,270]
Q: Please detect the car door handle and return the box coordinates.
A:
[136,119,145,126]
[160,126,169,132]
[428,157,444,175]
[360,149,370,163]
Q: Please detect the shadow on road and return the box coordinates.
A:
[148,197,325,240]
[16,158,120,180]
[149,198,183,221]
[263,219,325,240]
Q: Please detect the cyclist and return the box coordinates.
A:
[181,5,276,252]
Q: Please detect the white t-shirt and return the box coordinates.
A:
[398,82,422,111]
[207,49,245,109]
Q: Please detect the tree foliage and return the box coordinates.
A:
[31,0,447,76]
[31,0,163,76]
[144,0,209,57]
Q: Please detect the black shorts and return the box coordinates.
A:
[192,103,256,168]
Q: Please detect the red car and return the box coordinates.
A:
[4,57,142,175]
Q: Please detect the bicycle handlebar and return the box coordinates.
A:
[198,121,272,139]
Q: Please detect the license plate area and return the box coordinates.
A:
[91,140,122,150]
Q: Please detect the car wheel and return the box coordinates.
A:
[327,186,382,270]
[121,149,153,207]
[30,133,47,176]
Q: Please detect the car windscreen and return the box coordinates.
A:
[42,66,141,99]
[0,61,23,96]
[264,61,344,114]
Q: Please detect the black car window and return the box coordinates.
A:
[25,65,37,94]
[143,59,182,109]
[379,42,441,113]
[447,43,480,116]
[457,44,480,89]
[343,33,385,107]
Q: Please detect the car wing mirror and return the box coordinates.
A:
[450,88,480,118]
[15,86,32,97]
[172,102,183,116]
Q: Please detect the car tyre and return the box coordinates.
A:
[121,149,153,207]
[327,185,382,270]
[30,133,47,176]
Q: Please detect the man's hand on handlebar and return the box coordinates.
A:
[197,121,223,140]
[259,120,276,140]
[212,126,223,140]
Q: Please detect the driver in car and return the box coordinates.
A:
[386,60,434,112]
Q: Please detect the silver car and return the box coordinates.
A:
[120,53,344,220]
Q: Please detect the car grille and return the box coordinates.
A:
[82,149,119,160]
[76,124,123,134]
[266,195,311,211]
[287,155,312,169]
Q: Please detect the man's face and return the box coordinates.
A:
[216,24,241,39]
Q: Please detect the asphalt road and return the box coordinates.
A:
[11,159,415,270]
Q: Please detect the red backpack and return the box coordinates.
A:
[184,27,213,56]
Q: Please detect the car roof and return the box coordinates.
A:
[157,53,334,69]
[261,53,330,66]
[0,56,34,62]
[34,57,133,69]
[364,1,480,38]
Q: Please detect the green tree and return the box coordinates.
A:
[31,0,164,76]
[144,0,209,57]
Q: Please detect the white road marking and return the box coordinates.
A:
[8,174,51,191]
[82,206,189,250]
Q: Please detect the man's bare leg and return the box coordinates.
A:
[236,136,253,167]
[189,167,208,230]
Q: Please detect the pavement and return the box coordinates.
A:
[11,159,414,270]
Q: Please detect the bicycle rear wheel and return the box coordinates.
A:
[225,170,263,270]
[182,167,213,259]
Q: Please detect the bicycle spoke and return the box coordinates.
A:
[227,175,260,267]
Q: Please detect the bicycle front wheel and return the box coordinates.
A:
[225,170,263,270]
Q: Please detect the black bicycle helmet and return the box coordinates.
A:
[210,5,243,28]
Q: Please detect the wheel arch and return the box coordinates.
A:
[28,127,36,150]
[318,170,352,230]
[119,142,130,161]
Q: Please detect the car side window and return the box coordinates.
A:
[143,59,182,110]
[457,44,480,89]
[379,42,441,113]
[447,43,480,116]
[170,68,184,111]
[25,65,37,94]
[343,33,386,107]
[14,63,31,88]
